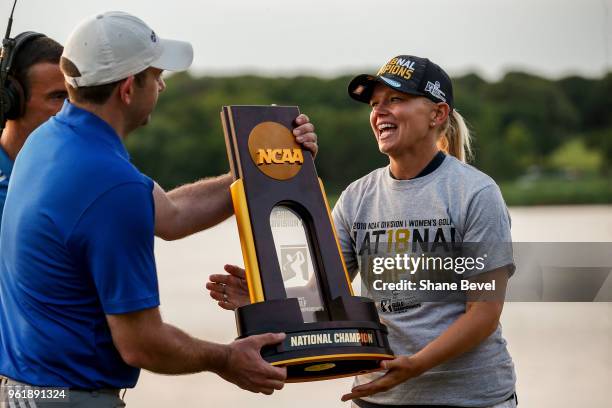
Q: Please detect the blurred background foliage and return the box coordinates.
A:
[126,71,612,205]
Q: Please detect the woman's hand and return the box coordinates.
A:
[341,267,510,402]
[206,264,251,310]
[341,356,425,401]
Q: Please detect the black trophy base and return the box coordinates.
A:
[235,296,394,382]
[267,337,392,382]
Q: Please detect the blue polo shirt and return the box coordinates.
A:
[0,101,159,389]
[0,144,12,224]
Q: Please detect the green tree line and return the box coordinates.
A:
[126,71,612,204]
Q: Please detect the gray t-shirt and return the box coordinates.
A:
[332,155,516,407]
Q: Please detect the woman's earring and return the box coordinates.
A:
[430,121,436,127]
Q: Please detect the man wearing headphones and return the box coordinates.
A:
[0,33,66,220]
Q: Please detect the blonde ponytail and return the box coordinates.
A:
[437,110,472,163]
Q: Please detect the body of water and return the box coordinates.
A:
[125,206,612,407]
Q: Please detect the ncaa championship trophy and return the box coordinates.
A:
[221,105,394,382]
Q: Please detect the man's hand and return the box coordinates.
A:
[293,114,318,158]
[217,333,288,394]
[340,356,425,401]
[106,307,286,394]
[207,264,251,310]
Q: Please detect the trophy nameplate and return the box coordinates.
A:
[221,105,393,382]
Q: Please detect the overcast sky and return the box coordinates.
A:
[3,0,611,80]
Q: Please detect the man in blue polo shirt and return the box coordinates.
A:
[0,35,66,221]
[0,11,318,407]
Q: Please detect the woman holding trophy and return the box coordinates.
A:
[209,55,517,408]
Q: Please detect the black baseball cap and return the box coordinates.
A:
[348,55,454,109]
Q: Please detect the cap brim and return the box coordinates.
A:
[348,73,428,104]
[151,38,193,72]
[348,74,378,104]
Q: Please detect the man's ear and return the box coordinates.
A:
[118,76,136,105]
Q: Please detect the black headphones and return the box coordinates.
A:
[0,0,46,128]
[0,31,45,128]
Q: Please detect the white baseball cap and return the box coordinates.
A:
[62,11,193,87]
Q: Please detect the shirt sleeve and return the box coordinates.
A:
[332,192,359,281]
[462,184,515,277]
[69,181,159,314]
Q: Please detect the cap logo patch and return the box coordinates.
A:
[353,84,366,95]
[424,81,446,102]
[377,57,415,80]
[150,31,157,43]
[379,76,402,88]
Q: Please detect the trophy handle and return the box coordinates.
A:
[230,179,264,303]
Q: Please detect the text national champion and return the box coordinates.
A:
[289,332,374,347]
